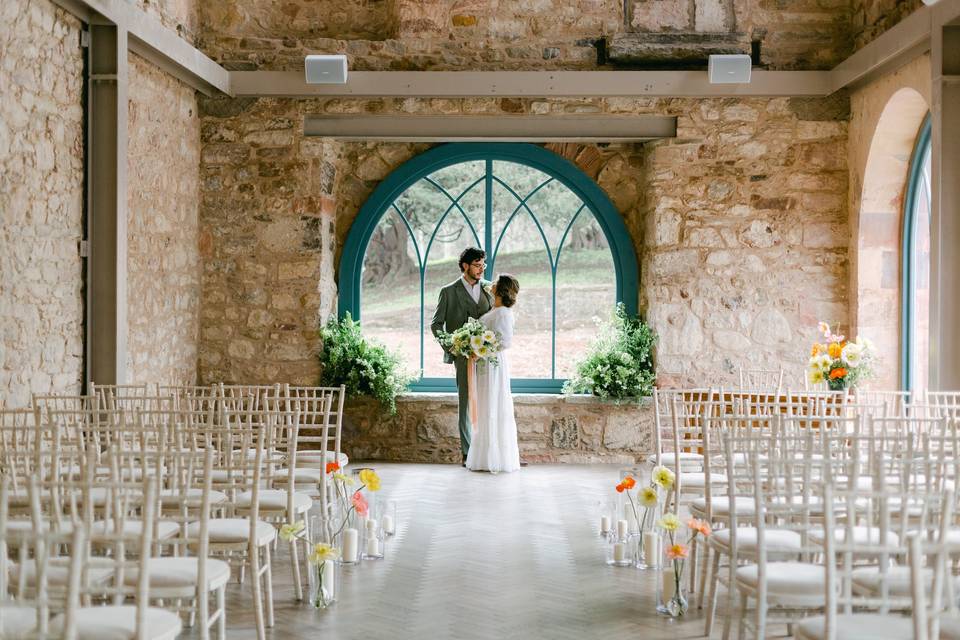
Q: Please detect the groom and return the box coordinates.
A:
[431,247,493,466]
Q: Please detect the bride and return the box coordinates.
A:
[466,274,521,474]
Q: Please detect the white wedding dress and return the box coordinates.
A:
[466,306,521,473]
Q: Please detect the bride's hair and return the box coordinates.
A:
[494,274,520,308]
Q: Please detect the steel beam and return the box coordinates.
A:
[303,114,678,141]
[50,0,230,96]
[930,20,960,390]
[232,69,833,98]
[86,22,128,386]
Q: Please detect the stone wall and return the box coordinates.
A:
[643,95,850,387]
[126,53,202,386]
[197,0,851,71]
[132,0,199,44]
[0,0,85,407]
[851,0,924,50]
[344,394,654,464]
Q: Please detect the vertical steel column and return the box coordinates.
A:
[85,21,128,386]
[930,19,960,390]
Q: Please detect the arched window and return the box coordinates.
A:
[339,143,638,393]
[901,116,931,391]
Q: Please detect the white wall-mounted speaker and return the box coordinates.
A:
[305,54,348,84]
[708,54,752,84]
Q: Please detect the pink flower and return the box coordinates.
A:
[666,544,689,560]
[352,491,369,517]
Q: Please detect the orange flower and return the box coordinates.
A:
[828,342,843,359]
[666,543,689,560]
[615,483,625,493]
[622,476,636,490]
[811,343,824,357]
[829,368,847,380]
[325,461,340,474]
[687,518,712,537]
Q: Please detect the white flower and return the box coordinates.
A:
[808,368,825,385]
[470,335,483,350]
[476,345,490,358]
[482,330,495,343]
[840,342,862,367]
[814,354,832,370]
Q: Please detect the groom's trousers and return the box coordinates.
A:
[454,356,472,458]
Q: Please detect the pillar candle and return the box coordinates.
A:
[643,534,661,568]
[381,515,395,535]
[600,515,611,534]
[365,536,380,557]
[365,517,377,534]
[616,519,629,539]
[321,559,336,596]
[343,528,359,562]
[662,568,676,601]
[613,542,627,563]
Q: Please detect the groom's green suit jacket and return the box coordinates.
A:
[430,278,494,364]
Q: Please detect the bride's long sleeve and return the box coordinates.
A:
[497,310,514,350]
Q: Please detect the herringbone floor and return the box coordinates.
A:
[187,463,764,640]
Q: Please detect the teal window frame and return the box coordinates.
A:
[338,142,639,394]
[900,114,932,391]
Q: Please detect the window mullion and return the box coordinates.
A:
[484,159,493,277]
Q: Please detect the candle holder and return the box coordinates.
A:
[362,524,385,561]
[381,499,397,537]
[637,529,661,570]
[595,499,615,538]
[307,557,341,609]
[656,544,689,617]
[605,533,633,567]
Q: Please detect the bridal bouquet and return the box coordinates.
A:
[438,317,502,366]
[807,322,876,391]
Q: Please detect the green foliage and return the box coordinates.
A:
[563,304,657,400]
[318,314,413,414]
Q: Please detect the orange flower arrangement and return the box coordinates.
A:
[326,461,340,474]
[808,322,875,391]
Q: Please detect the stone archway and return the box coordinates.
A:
[852,84,929,389]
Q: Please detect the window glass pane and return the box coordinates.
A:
[910,144,932,391]
[422,209,478,379]
[359,209,421,376]
[394,178,482,253]
[555,212,617,379]
[491,161,553,243]
[523,178,584,255]
[491,212,553,378]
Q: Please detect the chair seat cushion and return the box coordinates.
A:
[712,527,802,553]
[295,450,349,469]
[795,613,914,640]
[851,565,958,597]
[189,518,276,545]
[91,520,180,541]
[690,496,756,517]
[123,557,231,589]
[51,605,182,640]
[0,604,38,638]
[160,488,227,507]
[735,562,826,604]
[809,526,900,547]
[11,558,114,587]
[678,472,727,488]
[236,489,312,513]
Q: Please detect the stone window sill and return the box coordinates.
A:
[394,392,653,407]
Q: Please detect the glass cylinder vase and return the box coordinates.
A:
[307,558,340,609]
[605,532,633,567]
[380,499,397,537]
[362,521,385,561]
[656,558,689,617]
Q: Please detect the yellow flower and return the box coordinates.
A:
[279,521,305,542]
[652,466,675,490]
[333,472,354,486]
[359,469,381,491]
[828,342,843,359]
[808,368,825,385]
[308,543,340,565]
[639,486,659,508]
[658,513,681,532]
